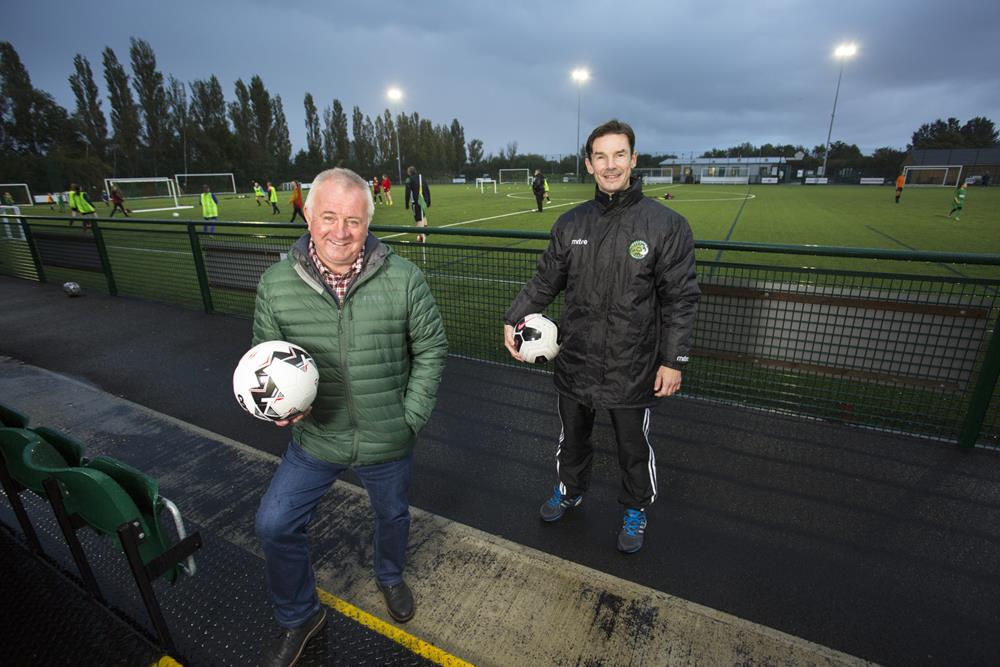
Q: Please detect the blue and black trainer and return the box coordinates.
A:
[539,485,583,522]
[617,508,647,553]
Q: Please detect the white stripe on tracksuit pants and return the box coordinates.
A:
[555,394,658,509]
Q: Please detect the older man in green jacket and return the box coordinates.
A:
[254,168,447,667]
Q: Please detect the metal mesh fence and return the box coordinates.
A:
[2,215,998,447]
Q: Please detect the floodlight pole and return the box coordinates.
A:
[571,69,590,183]
[575,86,582,181]
[822,45,856,179]
[387,87,404,184]
[821,60,845,178]
[394,124,402,184]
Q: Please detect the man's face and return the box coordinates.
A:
[307,181,370,274]
[585,133,637,194]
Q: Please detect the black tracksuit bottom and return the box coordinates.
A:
[555,393,658,510]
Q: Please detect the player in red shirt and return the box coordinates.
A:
[381,175,393,206]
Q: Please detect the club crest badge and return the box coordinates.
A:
[628,240,649,260]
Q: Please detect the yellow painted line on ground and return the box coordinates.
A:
[316,588,474,667]
[150,656,183,667]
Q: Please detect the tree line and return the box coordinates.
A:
[0,39,485,194]
[2,37,997,194]
[695,117,996,179]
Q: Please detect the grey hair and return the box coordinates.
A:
[304,168,375,223]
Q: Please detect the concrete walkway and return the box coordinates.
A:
[0,356,867,666]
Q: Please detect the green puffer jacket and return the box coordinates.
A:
[252,233,447,465]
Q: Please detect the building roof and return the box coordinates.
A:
[659,156,787,166]
[908,147,1000,166]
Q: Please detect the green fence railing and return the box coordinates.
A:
[2,213,999,449]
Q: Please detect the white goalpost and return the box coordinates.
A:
[174,173,237,196]
[476,177,497,193]
[104,177,190,212]
[634,168,674,184]
[902,165,964,187]
[0,183,34,206]
[498,169,530,186]
[1,205,26,240]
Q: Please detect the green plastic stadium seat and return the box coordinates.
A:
[2,429,80,496]
[45,455,187,583]
[0,402,30,428]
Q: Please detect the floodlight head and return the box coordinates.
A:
[834,43,857,59]
[571,68,590,84]
[386,87,403,102]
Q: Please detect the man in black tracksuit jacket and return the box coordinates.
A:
[532,169,546,212]
[503,119,700,554]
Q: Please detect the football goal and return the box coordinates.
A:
[0,183,34,206]
[476,177,497,193]
[104,177,184,211]
[902,165,964,187]
[498,169,530,186]
[175,173,237,196]
[634,168,674,184]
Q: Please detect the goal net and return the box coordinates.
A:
[475,177,497,193]
[0,183,33,206]
[634,168,674,184]
[902,165,964,187]
[175,173,237,196]
[498,169,530,186]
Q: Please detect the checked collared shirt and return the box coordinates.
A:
[309,240,365,304]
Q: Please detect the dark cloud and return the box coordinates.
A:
[6,0,999,157]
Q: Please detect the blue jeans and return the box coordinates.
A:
[255,441,413,628]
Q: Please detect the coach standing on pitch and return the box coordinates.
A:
[252,168,447,666]
[503,119,700,554]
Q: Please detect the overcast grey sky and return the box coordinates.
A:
[5,0,999,158]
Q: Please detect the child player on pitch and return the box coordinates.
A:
[947,182,968,221]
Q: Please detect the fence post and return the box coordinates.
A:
[959,312,1000,448]
[20,218,46,283]
[90,221,117,296]
[187,224,214,314]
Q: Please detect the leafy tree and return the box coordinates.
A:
[960,116,998,147]
[1,41,69,156]
[68,54,108,161]
[302,92,322,167]
[248,75,273,163]
[102,46,142,175]
[467,138,484,169]
[189,75,230,173]
[271,95,292,174]
[165,75,189,175]
[322,99,349,166]
[129,37,168,174]
[449,119,466,174]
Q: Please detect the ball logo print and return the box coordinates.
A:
[514,313,561,364]
[233,341,319,421]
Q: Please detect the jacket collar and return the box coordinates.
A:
[594,175,644,215]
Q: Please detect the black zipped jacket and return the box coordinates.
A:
[505,176,700,408]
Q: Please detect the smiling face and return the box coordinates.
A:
[585,132,637,194]
[306,180,370,274]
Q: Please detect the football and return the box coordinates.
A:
[172,212,180,217]
[233,341,319,421]
[62,281,82,297]
[514,313,560,364]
